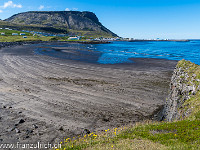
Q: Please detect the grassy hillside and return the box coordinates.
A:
[57,60,200,150]
[0,28,114,42]
[0,29,31,36]
[5,11,117,37]
[0,28,52,42]
[0,36,52,42]
[0,21,67,34]
[0,20,116,38]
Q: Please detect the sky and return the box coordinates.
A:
[0,0,200,39]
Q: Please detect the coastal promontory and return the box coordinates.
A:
[3,11,117,37]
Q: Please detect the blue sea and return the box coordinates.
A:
[35,40,200,65]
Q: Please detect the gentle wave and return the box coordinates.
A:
[35,41,200,64]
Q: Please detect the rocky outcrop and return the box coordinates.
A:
[163,60,200,121]
[4,11,117,36]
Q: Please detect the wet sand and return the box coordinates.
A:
[0,42,177,145]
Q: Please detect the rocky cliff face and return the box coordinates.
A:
[5,11,117,36]
[163,60,200,121]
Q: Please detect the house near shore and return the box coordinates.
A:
[68,37,80,40]
[1,33,5,35]
[12,33,18,36]
[20,33,26,36]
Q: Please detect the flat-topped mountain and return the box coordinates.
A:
[4,11,117,37]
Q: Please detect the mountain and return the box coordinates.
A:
[0,20,68,34]
[4,11,117,37]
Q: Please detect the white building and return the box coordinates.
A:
[1,33,5,35]
[20,33,26,36]
[12,33,18,36]
[68,37,79,40]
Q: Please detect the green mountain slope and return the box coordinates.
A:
[0,20,67,34]
[4,11,117,37]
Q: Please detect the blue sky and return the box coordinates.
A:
[0,0,200,39]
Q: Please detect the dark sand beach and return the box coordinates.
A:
[0,42,177,145]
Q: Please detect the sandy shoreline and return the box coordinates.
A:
[0,42,177,146]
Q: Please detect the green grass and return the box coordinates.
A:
[177,59,200,86]
[128,120,200,149]
[183,91,200,121]
[0,28,53,42]
[56,60,200,150]
[0,29,115,42]
[0,35,52,42]
[57,119,200,150]
[0,20,67,34]
[176,60,200,121]
[0,29,32,36]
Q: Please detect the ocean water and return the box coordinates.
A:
[35,40,200,65]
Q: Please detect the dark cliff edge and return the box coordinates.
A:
[4,11,117,37]
[163,59,200,121]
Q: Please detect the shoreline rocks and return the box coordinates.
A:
[163,60,200,121]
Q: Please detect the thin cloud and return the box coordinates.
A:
[65,8,78,11]
[0,10,3,13]
[65,8,70,11]
[39,5,44,10]
[1,1,22,9]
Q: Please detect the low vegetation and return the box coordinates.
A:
[0,28,53,42]
[0,36,52,42]
[0,20,67,34]
[0,29,31,36]
[0,29,114,43]
[56,60,200,150]
[176,60,200,121]
[177,59,200,87]
[0,21,115,38]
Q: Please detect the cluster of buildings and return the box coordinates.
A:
[21,30,68,37]
[68,36,82,40]
[92,37,121,41]
[67,37,121,41]
[0,27,122,41]
[0,28,27,38]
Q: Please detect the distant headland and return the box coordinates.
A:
[1,11,118,38]
[129,39,190,42]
